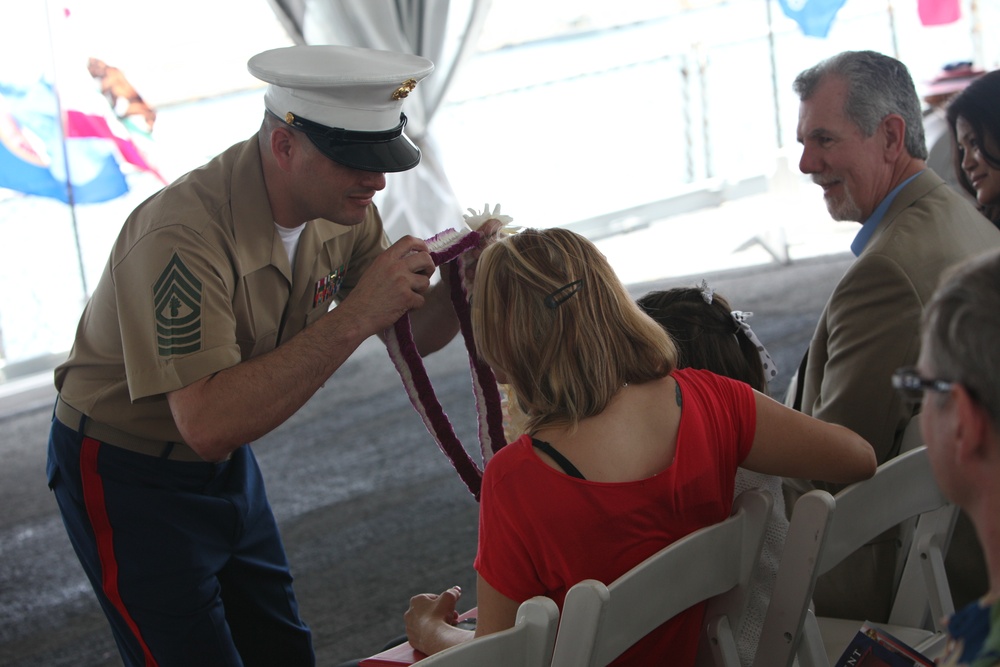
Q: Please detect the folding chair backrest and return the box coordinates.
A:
[898,415,924,454]
[753,446,955,667]
[815,446,948,577]
[418,596,560,667]
[887,503,959,641]
[549,489,772,667]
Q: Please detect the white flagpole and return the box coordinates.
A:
[970,0,984,68]
[766,0,782,150]
[43,0,89,299]
[887,0,900,59]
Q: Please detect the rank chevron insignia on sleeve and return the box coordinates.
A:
[153,252,203,357]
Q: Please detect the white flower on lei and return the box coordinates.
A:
[462,203,520,236]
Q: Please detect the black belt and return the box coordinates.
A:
[54,396,205,462]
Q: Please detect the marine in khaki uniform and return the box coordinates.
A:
[47,45,484,667]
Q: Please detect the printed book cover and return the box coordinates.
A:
[359,641,426,667]
[834,622,934,667]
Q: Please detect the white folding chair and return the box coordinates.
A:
[548,489,773,667]
[897,415,925,454]
[417,596,560,667]
[889,418,957,641]
[753,446,958,667]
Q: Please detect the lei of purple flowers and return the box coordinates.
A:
[384,227,506,500]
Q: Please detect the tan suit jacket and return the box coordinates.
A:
[800,169,1000,465]
[792,168,1000,621]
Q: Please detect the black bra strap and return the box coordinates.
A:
[532,438,586,479]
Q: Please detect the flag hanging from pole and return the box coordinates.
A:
[0,79,129,204]
[917,0,961,26]
[0,1,165,204]
[777,0,849,38]
[0,75,164,204]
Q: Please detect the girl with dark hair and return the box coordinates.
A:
[637,283,783,665]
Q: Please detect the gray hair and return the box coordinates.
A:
[794,50,927,160]
[923,248,1000,428]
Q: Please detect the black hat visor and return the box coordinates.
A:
[288,111,420,173]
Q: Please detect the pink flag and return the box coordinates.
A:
[66,108,164,181]
[918,0,961,26]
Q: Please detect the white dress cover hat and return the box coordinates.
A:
[248,44,434,172]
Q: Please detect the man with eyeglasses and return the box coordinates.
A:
[787,50,1000,623]
[899,249,1000,666]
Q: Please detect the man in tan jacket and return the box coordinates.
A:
[787,50,1000,622]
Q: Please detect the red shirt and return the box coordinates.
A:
[474,367,756,666]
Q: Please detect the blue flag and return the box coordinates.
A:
[777,0,848,38]
[0,79,128,204]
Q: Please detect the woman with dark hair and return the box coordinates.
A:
[947,69,1000,228]
[403,228,876,666]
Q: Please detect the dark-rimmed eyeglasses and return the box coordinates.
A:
[892,367,954,404]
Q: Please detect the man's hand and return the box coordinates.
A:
[336,235,436,339]
[408,218,506,355]
[167,237,438,460]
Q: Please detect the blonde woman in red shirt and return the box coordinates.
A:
[405,227,876,666]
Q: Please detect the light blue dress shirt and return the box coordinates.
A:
[850,171,923,257]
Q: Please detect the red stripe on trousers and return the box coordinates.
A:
[80,437,160,667]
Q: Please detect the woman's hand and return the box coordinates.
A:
[404,586,471,655]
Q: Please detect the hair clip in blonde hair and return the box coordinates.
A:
[730,311,778,381]
[699,279,715,305]
[545,279,584,309]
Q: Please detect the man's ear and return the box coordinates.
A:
[270,125,297,171]
[880,114,907,160]
[953,384,990,463]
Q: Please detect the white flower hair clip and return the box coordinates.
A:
[699,279,715,305]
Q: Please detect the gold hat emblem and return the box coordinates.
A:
[285,111,296,124]
[392,79,418,100]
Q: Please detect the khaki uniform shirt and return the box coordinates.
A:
[55,138,389,444]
